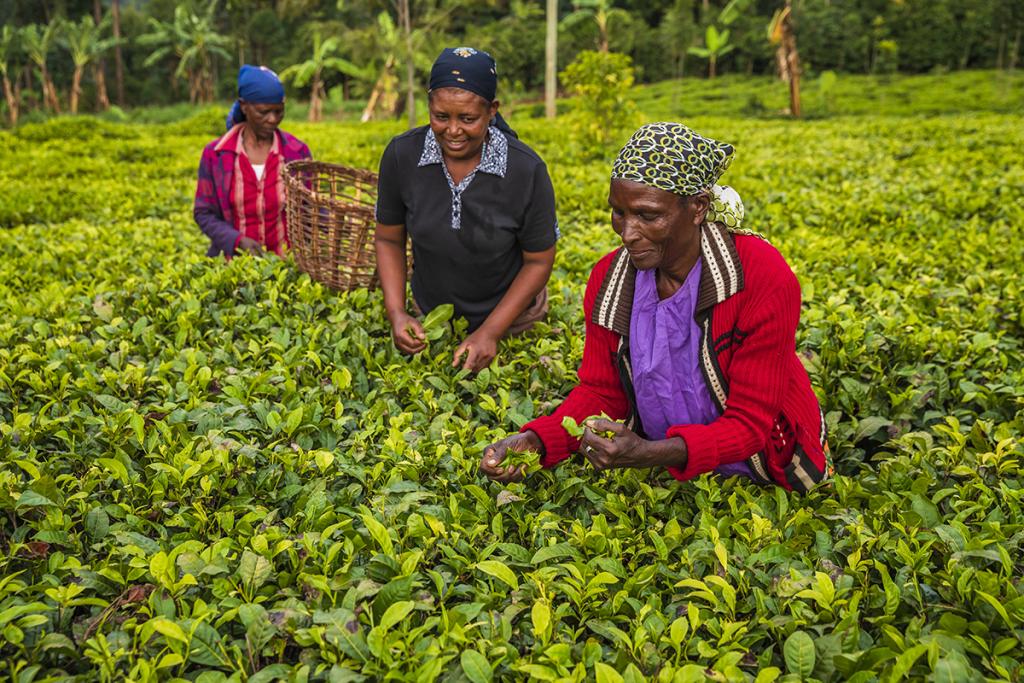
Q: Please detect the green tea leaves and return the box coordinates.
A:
[422,303,454,341]
[237,550,272,593]
[460,649,493,683]
[377,600,415,631]
[2,92,1024,682]
[475,560,518,590]
[784,630,816,678]
[361,511,394,556]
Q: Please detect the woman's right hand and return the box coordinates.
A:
[480,430,543,483]
[389,310,427,355]
[236,236,264,257]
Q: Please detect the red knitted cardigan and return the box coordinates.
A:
[522,222,832,492]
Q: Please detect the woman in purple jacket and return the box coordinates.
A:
[193,65,311,258]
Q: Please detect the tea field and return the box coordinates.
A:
[1,74,1023,681]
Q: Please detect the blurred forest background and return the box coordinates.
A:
[0,0,1021,126]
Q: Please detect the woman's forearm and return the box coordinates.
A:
[194,206,240,256]
[374,224,409,319]
[477,247,555,338]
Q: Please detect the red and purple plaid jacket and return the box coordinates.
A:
[193,125,311,257]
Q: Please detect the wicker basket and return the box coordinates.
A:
[284,160,385,291]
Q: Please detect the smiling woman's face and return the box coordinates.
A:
[608,178,709,272]
[428,88,498,162]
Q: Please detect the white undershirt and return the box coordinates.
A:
[252,163,265,181]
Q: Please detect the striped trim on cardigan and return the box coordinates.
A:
[591,223,742,418]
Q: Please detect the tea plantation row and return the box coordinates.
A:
[0,92,1023,680]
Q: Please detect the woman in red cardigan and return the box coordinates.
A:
[480,122,832,492]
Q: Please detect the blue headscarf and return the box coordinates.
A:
[428,47,517,139]
[226,64,286,131]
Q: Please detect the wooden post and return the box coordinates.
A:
[545,0,557,119]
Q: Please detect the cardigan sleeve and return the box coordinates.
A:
[193,146,240,257]
[665,266,802,480]
[522,253,629,468]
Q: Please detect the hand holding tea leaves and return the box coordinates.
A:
[388,310,427,354]
[565,415,688,471]
[390,303,455,355]
[236,236,265,257]
[562,414,619,438]
[480,430,544,483]
[453,327,499,372]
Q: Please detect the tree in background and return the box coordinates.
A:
[139,2,231,104]
[357,6,438,124]
[688,24,732,78]
[768,1,801,117]
[21,20,62,113]
[90,0,110,111]
[111,0,125,106]
[687,0,749,78]
[464,1,546,94]
[63,14,119,114]
[993,0,1024,70]
[360,12,402,122]
[560,49,639,156]
[0,26,21,126]
[660,0,697,79]
[280,32,366,122]
[546,0,557,119]
[562,0,632,53]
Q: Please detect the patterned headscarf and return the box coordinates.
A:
[612,122,745,229]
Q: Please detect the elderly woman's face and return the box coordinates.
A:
[609,178,708,272]
[428,88,498,162]
[241,101,284,139]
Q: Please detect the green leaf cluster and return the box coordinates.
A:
[0,79,1023,680]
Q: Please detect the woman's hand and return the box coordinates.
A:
[453,327,499,372]
[236,236,265,257]
[480,430,544,483]
[388,310,427,355]
[579,418,687,471]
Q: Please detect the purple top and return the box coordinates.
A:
[630,258,752,479]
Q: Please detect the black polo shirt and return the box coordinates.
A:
[375,125,558,331]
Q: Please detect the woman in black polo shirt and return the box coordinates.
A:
[374,47,559,372]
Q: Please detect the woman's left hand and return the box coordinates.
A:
[453,328,499,372]
[579,418,687,471]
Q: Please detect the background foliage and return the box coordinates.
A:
[1,71,1023,680]
[0,0,1022,124]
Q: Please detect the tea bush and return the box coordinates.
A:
[1,76,1023,681]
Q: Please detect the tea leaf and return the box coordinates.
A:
[237,551,272,591]
[378,600,415,631]
[784,630,815,678]
[475,560,518,590]
[460,649,493,683]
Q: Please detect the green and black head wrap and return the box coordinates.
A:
[612,122,745,229]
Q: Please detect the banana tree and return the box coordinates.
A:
[687,0,750,79]
[768,1,801,117]
[0,25,21,126]
[139,2,231,104]
[688,24,733,78]
[359,12,415,123]
[279,33,367,122]
[21,21,62,113]
[561,0,631,53]
[62,15,119,114]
